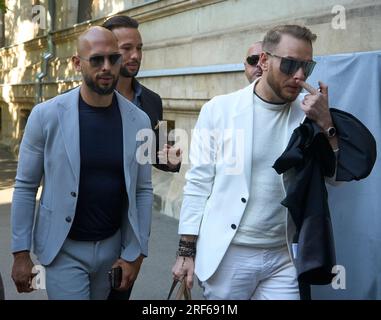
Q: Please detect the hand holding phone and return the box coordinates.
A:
[108,266,122,289]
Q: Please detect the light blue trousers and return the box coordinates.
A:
[45,230,121,300]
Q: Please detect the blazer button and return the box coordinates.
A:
[70,192,77,197]
[241,198,246,203]
[231,224,237,230]
[65,216,72,223]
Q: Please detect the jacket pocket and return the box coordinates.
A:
[33,202,52,254]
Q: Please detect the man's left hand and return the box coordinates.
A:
[297,80,339,151]
[297,80,333,130]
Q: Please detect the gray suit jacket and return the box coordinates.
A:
[11,87,153,265]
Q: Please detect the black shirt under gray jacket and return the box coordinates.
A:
[68,94,127,241]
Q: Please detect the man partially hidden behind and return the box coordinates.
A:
[103,15,182,300]
[244,41,263,83]
[11,26,153,299]
[103,15,182,174]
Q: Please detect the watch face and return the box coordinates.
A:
[328,127,336,137]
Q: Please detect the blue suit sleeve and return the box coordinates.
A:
[11,105,45,253]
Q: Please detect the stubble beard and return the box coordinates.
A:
[266,70,299,103]
[120,65,139,78]
[83,73,119,96]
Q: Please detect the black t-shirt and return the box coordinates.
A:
[68,94,128,241]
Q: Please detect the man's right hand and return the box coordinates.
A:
[157,144,182,168]
[171,256,195,289]
[11,251,36,293]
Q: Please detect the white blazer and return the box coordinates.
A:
[179,80,306,281]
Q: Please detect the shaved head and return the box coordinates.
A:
[73,26,121,98]
[77,26,119,56]
[246,41,263,57]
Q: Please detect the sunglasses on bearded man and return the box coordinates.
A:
[266,52,316,78]
[79,53,122,68]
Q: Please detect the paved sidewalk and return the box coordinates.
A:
[0,146,203,300]
[0,146,17,191]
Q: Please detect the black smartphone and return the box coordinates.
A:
[108,266,122,289]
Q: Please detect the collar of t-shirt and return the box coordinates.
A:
[79,93,117,110]
[253,91,288,111]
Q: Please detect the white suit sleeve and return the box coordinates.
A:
[178,100,217,235]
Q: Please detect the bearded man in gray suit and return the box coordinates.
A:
[11,26,153,300]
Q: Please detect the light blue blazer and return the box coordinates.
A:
[11,87,153,265]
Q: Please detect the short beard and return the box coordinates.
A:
[120,65,139,78]
[267,69,298,103]
[83,74,119,95]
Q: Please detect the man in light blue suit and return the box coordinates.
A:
[10,26,153,299]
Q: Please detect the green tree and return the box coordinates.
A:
[0,0,6,13]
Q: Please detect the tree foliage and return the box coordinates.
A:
[0,0,6,13]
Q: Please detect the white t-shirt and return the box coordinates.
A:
[232,92,291,248]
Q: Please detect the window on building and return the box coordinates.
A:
[19,109,31,134]
[0,9,4,47]
[78,0,93,23]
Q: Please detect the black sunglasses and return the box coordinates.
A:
[266,52,316,78]
[246,54,260,66]
[79,53,122,68]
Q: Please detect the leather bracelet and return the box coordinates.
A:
[179,240,196,248]
[176,250,196,258]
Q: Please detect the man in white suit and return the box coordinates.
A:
[172,25,339,299]
[11,26,153,299]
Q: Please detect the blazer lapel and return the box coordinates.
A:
[57,87,81,184]
[115,91,138,192]
[233,82,256,192]
[286,96,306,147]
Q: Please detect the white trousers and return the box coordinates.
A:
[201,244,300,300]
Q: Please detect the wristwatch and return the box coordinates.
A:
[325,126,336,138]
